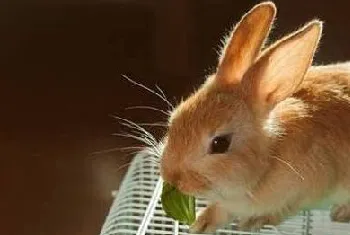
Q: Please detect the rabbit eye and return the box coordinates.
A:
[209,134,231,154]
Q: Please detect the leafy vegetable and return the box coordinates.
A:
[161,181,196,225]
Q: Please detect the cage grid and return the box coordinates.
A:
[99,151,350,235]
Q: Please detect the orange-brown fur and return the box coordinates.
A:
[160,2,350,233]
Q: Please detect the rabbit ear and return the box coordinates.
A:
[242,20,323,113]
[217,2,276,84]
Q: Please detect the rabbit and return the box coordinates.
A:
[159,1,350,233]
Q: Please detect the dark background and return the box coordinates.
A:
[1,1,349,235]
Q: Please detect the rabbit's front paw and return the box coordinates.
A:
[189,213,216,234]
[189,208,218,234]
[189,204,231,234]
[331,203,350,223]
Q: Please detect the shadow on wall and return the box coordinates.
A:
[0,1,349,235]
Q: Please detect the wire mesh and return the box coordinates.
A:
[99,151,350,235]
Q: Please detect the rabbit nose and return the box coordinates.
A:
[163,169,182,188]
[170,172,181,186]
[160,158,182,185]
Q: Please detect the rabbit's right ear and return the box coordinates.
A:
[242,21,322,115]
[216,2,276,85]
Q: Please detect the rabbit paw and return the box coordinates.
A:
[331,203,350,223]
[189,214,216,234]
[189,204,231,234]
[238,215,281,231]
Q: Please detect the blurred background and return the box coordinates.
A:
[1,0,350,235]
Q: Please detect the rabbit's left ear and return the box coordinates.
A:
[217,2,276,84]
[242,20,323,113]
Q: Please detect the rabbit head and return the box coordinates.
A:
[160,2,322,201]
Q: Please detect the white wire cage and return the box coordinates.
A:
[99,151,350,235]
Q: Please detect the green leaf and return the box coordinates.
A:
[161,181,196,225]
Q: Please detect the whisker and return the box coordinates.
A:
[125,150,160,164]
[138,122,168,127]
[149,139,164,157]
[113,116,154,136]
[118,146,146,151]
[90,146,145,155]
[112,116,159,148]
[116,131,159,157]
[155,84,167,100]
[121,75,174,110]
[144,147,162,160]
[115,162,134,173]
[271,156,305,181]
[119,125,156,148]
[114,116,154,135]
[113,133,154,147]
[155,84,174,111]
[111,115,164,160]
[125,106,170,116]
[122,151,145,159]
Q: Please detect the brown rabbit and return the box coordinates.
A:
[160,1,350,233]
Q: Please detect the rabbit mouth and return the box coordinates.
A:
[173,174,212,197]
[176,180,209,197]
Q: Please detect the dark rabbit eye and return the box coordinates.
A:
[210,134,231,154]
